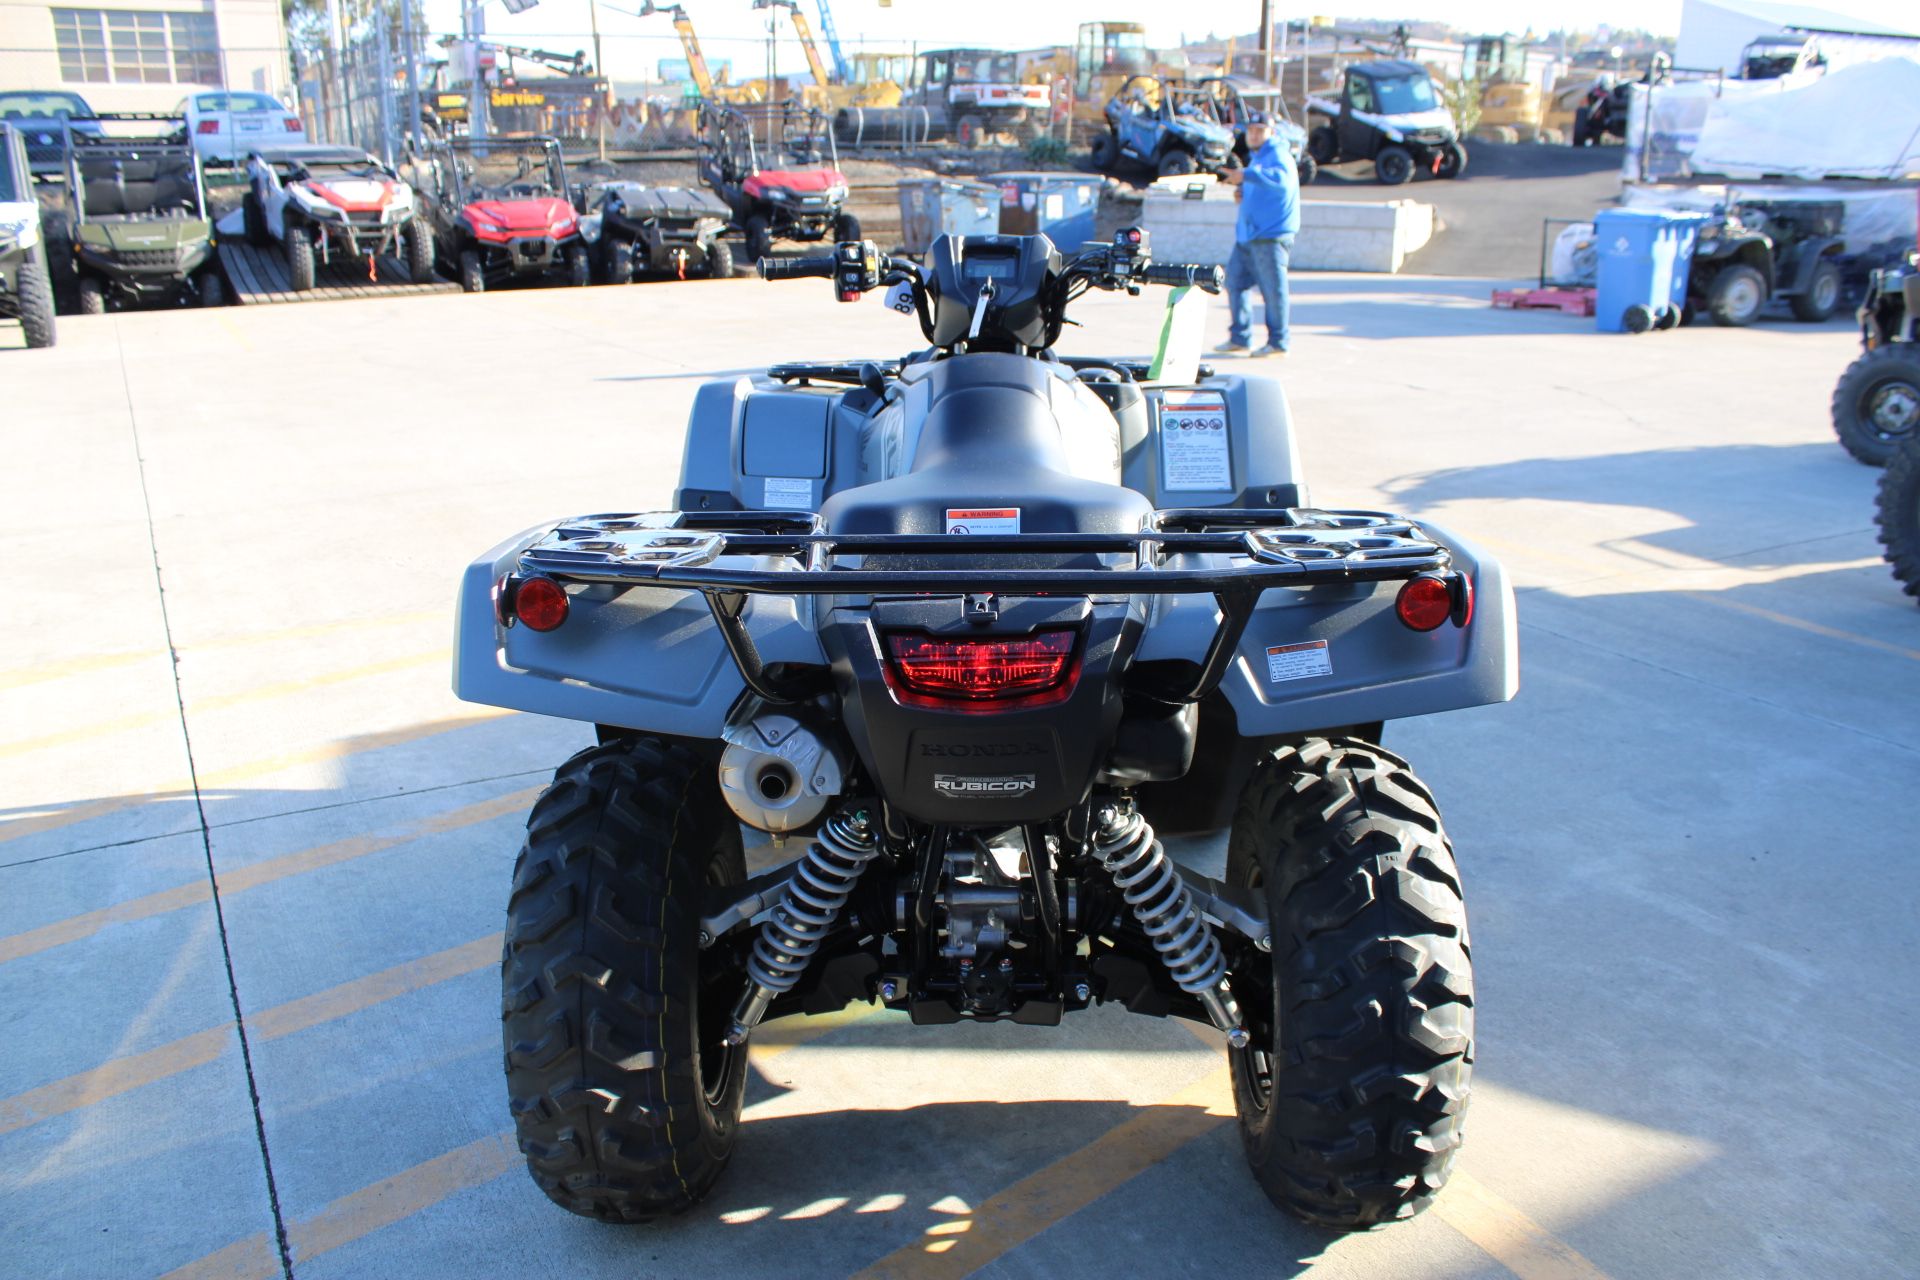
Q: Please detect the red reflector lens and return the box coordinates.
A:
[196,120,220,134]
[1395,576,1452,632]
[285,117,303,131]
[885,630,1076,705]
[513,577,569,632]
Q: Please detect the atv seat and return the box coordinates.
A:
[79,158,192,217]
[821,353,1151,537]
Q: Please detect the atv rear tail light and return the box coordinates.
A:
[196,120,220,134]
[1395,574,1462,632]
[884,629,1077,709]
[511,576,569,632]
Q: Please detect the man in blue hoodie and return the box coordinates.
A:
[1216,114,1300,357]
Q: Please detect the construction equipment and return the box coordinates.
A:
[638,1,723,101]
[811,0,851,83]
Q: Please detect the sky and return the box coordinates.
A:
[417,0,1920,80]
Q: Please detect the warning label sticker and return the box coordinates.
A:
[762,477,813,510]
[946,507,1020,535]
[1266,639,1333,683]
[1158,390,1232,491]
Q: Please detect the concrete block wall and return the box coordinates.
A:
[1138,180,1436,273]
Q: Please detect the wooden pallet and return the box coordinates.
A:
[218,241,461,306]
[1491,286,1597,317]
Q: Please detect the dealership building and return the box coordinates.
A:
[0,0,293,112]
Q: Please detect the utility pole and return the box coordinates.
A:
[589,0,607,161]
[401,0,421,149]
[1259,0,1273,83]
[469,0,490,139]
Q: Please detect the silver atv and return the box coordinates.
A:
[453,228,1518,1229]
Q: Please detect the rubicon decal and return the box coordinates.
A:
[933,773,1038,798]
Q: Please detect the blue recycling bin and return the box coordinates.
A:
[1594,208,1704,333]
[897,178,1000,254]
[987,172,1105,250]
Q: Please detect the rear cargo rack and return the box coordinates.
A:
[511,508,1455,705]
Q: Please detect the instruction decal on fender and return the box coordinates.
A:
[1266,640,1333,683]
[763,477,813,510]
[1158,390,1232,490]
[946,507,1020,535]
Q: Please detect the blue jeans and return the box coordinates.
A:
[1227,235,1293,349]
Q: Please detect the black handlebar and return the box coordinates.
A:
[758,254,836,281]
[1139,262,1225,293]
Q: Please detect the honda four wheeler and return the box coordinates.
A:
[65,126,223,312]
[1306,60,1465,185]
[1833,254,1919,466]
[581,181,734,283]
[698,102,858,263]
[1094,75,1236,178]
[455,228,1517,1229]
[0,124,56,347]
[244,145,433,291]
[1687,198,1845,328]
[417,135,586,293]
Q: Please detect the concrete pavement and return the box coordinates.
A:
[2,272,1914,1279]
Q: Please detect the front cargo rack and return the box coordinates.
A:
[510,508,1457,705]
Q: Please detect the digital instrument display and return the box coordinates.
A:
[962,255,1016,281]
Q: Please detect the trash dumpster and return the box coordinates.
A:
[1594,207,1705,333]
[988,172,1105,249]
[897,178,1000,255]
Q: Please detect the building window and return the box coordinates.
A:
[53,8,222,86]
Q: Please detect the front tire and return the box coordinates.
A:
[1307,125,1337,165]
[606,239,635,285]
[744,214,773,266]
[1790,258,1841,322]
[1707,263,1765,327]
[1158,149,1197,177]
[1226,738,1473,1230]
[1832,345,1920,466]
[1436,141,1468,179]
[460,247,485,293]
[286,228,316,292]
[1090,130,1118,170]
[1878,439,1920,602]
[406,219,435,284]
[1295,152,1318,185]
[16,257,56,347]
[503,739,749,1222]
[197,269,226,307]
[77,275,106,314]
[1374,145,1415,185]
[704,238,735,280]
[565,243,590,287]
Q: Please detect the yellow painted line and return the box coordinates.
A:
[1435,1172,1614,1280]
[0,785,537,964]
[0,609,444,692]
[0,935,502,1135]
[161,1003,884,1280]
[852,1066,1235,1279]
[0,708,510,846]
[0,649,449,760]
[1681,591,1920,663]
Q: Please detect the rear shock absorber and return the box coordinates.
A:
[1092,805,1249,1048]
[724,805,880,1046]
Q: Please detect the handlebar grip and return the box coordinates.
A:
[758,253,836,281]
[1141,262,1226,293]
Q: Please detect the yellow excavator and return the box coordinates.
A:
[638,1,765,103]
[753,0,901,109]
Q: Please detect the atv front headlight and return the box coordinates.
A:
[826,184,848,203]
[473,219,503,234]
[763,187,793,203]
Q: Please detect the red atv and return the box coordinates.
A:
[698,102,858,262]
[415,135,588,292]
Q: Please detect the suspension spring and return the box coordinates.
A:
[725,805,880,1045]
[1093,805,1248,1047]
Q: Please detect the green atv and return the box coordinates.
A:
[1834,255,1919,467]
[1688,198,1844,327]
[63,125,223,312]
[0,123,56,348]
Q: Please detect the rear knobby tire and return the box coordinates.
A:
[1090,130,1118,170]
[1832,345,1920,466]
[16,257,56,347]
[502,738,749,1222]
[1877,437,1920,602]
[1790,258,1841,323]
[607,239,635,285]
[406,219,435,284]
[1225,737,1473,1230]
[704,238,734,280]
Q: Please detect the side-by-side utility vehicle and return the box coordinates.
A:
[454,228,1518,1230]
